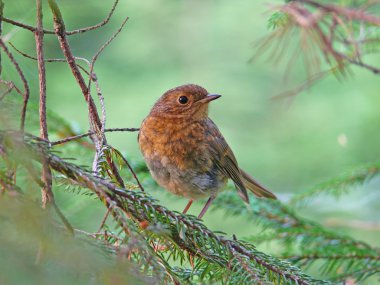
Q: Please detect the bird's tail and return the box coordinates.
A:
[240,168,277,199]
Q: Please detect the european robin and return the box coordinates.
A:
[138,84,276,219]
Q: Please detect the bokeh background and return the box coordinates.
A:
[3,0,380,252]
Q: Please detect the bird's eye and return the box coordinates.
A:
[178,96,189,105]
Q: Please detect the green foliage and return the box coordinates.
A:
[1,131,332,285]
[263,0,380,82]
[0,196,150,285]
[267,11,289,30]
[213,191,380,282]
[290,164,380,206]
[1,0,379,284]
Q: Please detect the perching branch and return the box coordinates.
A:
[0,131,329,285]
[50,128,140,146]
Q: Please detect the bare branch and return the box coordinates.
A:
[339,52,380,74]
[2,0,120,35]
[0,80,16,101]
[88,16,129,87]
[0,39,29,131]
[97,208,111,232]
[66,0,119,35]
[87,16,129,134]
[50,128,140,146]
[112,147,145,192]
[284,253,380,262]
[2,17,41,33]
[8,42,91,75]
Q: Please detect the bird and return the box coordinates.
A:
[138,84,276,219]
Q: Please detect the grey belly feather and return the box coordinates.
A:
[145,154,227,199]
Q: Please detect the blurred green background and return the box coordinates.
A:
[2,0,380,252]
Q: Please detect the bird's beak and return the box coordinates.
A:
[199,94,221,104]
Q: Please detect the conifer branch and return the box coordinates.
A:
[0,130,329,285]
[213,191,380,282]
[290,164,380,205]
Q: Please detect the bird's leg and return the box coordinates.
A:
[198,196,216,219]
[182,199,193,214]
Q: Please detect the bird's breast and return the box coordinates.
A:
[138,116,226,198]
[139,116,210,169]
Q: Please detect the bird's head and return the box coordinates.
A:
[149,84,221,120]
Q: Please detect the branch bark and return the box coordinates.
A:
[35,0,53,208]
[0,0,4,76]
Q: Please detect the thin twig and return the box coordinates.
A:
[0,79,22,96]
[50,128,140,146]
[86,16,129,175]
[283,253,380,261]
[51,200,74,234]
[87,15,128,143]
[87,16,129,94]
[66,0,119,35]
[0,81,15,101]
[2,0,120,35]
[113,148,145,192]
[97,208,111,232]
[87,16,129,134]
[9,42,91,75]
[0,39,29,131]
[74,228,124,243]
[339,52,380,74]
[2,17,42,33]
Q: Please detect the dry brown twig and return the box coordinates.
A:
[50,128,140,146]
[87,16,129,134]
[35,0,53,208]
[0,80,19,101]
[0,39,30,131]
[2,0,120,35]
[8,42,91,75]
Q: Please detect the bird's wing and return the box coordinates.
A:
[205,118,249,203]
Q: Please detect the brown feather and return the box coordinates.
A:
[206,119,249,203]
[240,168,277,199]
